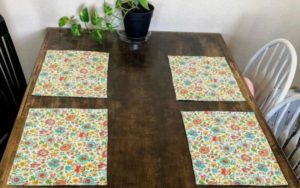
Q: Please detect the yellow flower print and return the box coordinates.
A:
[182,111,287,186]
[18,161,26,167]
[32,180,39,185]
[169,56,245,101]
[51,152,58,157]
[72,178,80,184]
[29,129,37,134]
[8,108,108,186]
[32,50,108,98]
[231,166,237,173]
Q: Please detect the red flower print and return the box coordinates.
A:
[193,119,203,124]
[175,69,183,74]
[242,167,250,173]
[218,70,226,75]
[199,146,210,154]
[75,165,85,173]
[59,77,65,81]
[98,163,106,169]
[75,165,81,173]
[180,89,188,95]
[39,129,49,135]
[189,67,197,73]
[64,58,69,62]
[247,120,256,127]
[15,153,21,159]
[103,121,107,127]
[49,64,58,69]
[65,114,76,121]
[56,180,66,185]
[83,124,91,129]
[60,144,72,151]
[85,178,91,183]
[13,177,20,183]
[241,154,251,161]
[99,131,107,137]
[94,86,103,91]
[212,136,219,142]
[37,149,49,157]
[80,68,88,74]
[255,176,262,183]
[43,83,51,89]
[79,132,86,138]
[221,168,230,176]
[200,174,206,180]
[102,151,107,158]
[39,172,46,179]
[96,66,104,71]
[45,119,55,125]
[231,135,239,140]
[259,149,269,157]
[30,163,39,168]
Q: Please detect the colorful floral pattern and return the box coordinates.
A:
[181,111,287,186]
[32,50,109,98]
[7,108,108,185]
[169,56,245,101]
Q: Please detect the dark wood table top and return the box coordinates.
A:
[0,28,298,187]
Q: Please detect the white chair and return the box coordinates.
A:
[294,165,300,179]
[266,95,300,177]
[243,38,297,115]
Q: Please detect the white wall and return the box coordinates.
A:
[1,0,300,86]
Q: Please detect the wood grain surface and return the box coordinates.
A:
[0,28,298,188]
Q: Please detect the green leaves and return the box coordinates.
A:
[71,24,82,36]
[92,29,103,44]
[115,0,122,9]
[104,3,113,16]
[58,16,69,27]
[80,7,89,22]
[91,11,102,25]
[57,3,119,44]
[139,0,149,10]
[106,23,115,32]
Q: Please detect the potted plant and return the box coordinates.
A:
[58,0,154,43]
[116,0,154,41]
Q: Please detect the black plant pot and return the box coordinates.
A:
[123,4,154,41]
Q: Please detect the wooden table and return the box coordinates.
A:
[0,28,298,187]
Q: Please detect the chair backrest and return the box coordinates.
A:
[266,95,300,177]
[0,15,27,160]
[243,39,297,115]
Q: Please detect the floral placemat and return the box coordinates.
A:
[182,111,287,186]
[7,108,108,186]
[32,50,109,98]
[169,56,245,101]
